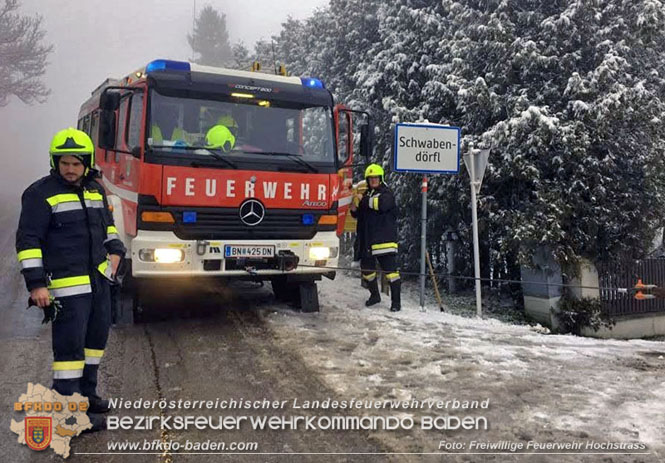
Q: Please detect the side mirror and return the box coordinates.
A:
[359,122,373,158]
[100,90,120,111]
[98,110,116,150]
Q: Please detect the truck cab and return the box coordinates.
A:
[77,59,371,322]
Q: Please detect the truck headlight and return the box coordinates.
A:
[139,248,185,263]
[155,248,185,263]
[309,247,331,260]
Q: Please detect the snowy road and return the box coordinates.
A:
[1,200,664,462]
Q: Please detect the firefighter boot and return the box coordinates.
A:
[390,280,401,312]
[82,412,107,433]
[81,364,110,413]
[53,379,80,396]
[365,278,381,307]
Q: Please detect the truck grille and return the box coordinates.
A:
[169,208,326,240]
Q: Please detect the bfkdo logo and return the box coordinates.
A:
[25,417,52,451]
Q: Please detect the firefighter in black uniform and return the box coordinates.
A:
[16,128,126,431]
[350,164,401,311]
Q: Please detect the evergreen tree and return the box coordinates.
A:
[253,39,280,73]
[231,42,252,70]
[271,0,665,281]
[188,5,233,66]
[363,0,665,273]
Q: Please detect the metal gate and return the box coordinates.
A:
[598,259,665,317]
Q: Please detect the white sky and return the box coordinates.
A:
[0,0,328,196]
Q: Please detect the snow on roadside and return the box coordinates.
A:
[263,274,665,461]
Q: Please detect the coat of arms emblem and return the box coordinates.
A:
[25,417,52,451]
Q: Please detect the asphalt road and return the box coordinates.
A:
[0,205,393,462]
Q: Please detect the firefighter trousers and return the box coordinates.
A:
[361,253,401,307]
[51,272,111,398]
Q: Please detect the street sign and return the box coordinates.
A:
[462,148,491,318]
[462,148,490,194]
[393,123,460,174]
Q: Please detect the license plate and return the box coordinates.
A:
[224,245,275,259]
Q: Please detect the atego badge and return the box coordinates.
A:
[25,417,52,451]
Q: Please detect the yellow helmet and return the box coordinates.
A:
[49,127,94,170]
[364,164,384,182]
[206,125,236,153]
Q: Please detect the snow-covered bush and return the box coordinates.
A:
[555,295,615,335]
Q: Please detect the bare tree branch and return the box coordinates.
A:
[0,0,53,106]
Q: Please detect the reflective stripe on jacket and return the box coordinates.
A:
[16,170,126,292]
[351,183,398,258]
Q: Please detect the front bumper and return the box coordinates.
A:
[129,230,339,278]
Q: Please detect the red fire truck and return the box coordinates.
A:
[77,59,371,323]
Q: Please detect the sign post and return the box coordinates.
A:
[462,149,490,317]
[420,176,428,311]
[394,123,461,312]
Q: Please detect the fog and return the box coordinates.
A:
[0,0,327,199]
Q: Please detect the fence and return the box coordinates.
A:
[598,259,665,317]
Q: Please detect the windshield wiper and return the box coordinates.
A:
[196,148,238,169]
[151,145,238,169]
[256,152,319,173]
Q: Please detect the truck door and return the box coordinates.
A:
[334,104,354,236]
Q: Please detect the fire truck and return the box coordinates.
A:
[77,59,371,323]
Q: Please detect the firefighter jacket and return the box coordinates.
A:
[350,182,398,257]
[16,169,126,297]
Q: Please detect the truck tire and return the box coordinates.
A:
[298,282,320,313]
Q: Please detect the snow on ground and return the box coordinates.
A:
[263,273,665,462]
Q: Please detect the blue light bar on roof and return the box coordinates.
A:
[145,59,191,74]
[301,77,325,89]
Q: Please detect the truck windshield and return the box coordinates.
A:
[148,90,335,167]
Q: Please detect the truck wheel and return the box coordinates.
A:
[298,282,320,313]
[112,284,136,325]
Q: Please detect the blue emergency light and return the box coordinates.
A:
[183,211,197,223]
[301,77,325,89]
[302,213,315,225]
[145,59,191,74]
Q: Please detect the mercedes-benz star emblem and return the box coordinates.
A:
[239,199,265,227]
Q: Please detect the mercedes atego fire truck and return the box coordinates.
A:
[77,59,371,323]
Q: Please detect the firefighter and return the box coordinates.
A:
[16,128,126,431]
[350,164,401,311]
[150,104,179,143]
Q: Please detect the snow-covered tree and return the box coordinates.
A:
[231,42,252,70]
[361,0,665,274]
[0,0,52,106]
[272,0,665,282]
[188,5,233,66]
